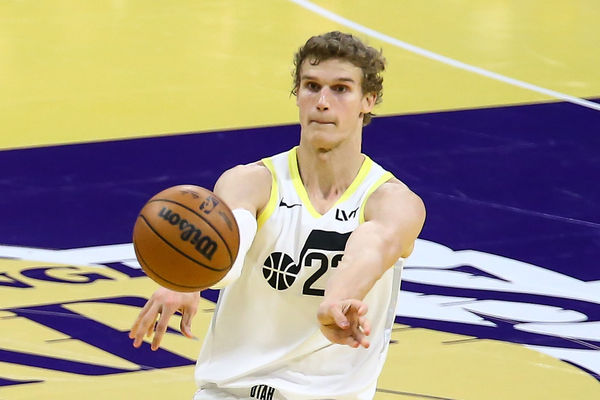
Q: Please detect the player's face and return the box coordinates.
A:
[296,58,376,149]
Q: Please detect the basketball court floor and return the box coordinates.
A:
[1,1,599,399]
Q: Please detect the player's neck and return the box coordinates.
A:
[296,140,364,213]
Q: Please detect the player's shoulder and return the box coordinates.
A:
[214,161,273,214]
[372,177,419,200]
[365,177,425,222]
[219,161,272,186]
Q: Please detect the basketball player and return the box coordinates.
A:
[130,31,425,399]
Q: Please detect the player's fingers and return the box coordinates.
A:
[338,335,360,348]
[129,298,154,339]
[349,300,368,317]
[353,328,370,349]
[146,317,157,337]
[359,316,371,337]
[347,319,369,349]
[358,336,370,348]
[132,314,156,347]
[131,303,161,348]
[180,306,198,338]
[341,299,368,318]
[329,304,350,329]
[151,308,173,351]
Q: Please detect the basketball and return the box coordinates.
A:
[132,185,240,292]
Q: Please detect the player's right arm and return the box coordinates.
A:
[129,162,272,350]
[208,162,271,288]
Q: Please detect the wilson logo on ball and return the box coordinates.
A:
[158,206,217,260]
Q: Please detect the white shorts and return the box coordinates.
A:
[193,383,288,400]
[193,381,375,400]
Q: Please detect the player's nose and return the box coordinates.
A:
[316,89,331,111]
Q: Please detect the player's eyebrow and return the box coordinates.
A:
[301,74,356,83]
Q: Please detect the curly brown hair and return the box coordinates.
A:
[291,31,386,126]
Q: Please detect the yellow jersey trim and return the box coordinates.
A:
[288,147,374,218]
[335,155,373,206]
[289,147,321,218]
[359,171,394,224]
[257,157,278,229]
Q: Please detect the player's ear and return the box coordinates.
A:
[361,92,376,114]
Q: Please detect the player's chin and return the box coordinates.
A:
[306,131,344,150]
[310,124,338,136]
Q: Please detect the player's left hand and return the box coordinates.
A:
[317,299,371,348]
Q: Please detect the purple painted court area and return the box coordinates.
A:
[1,99,599,283]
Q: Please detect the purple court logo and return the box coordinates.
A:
[396,239,600,382]
[0,239,598,386]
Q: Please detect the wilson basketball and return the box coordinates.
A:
[132,185,240,292]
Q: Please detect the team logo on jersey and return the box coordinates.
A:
[262,230,351,294]
[262,252,299,290]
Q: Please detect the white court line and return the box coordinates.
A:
[0,243,137,266]
[289,0,600,112]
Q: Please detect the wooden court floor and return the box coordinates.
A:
[1,1,599,399]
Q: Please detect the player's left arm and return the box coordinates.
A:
[317,179,425,348]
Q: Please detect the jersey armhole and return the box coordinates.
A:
[256,157,279,230]
[358,171,394,224]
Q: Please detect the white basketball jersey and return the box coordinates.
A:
[195,147,403,399]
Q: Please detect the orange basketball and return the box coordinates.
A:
[132,185,240,292]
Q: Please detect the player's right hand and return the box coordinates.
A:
[129,287,200,351]
[317,299,371,348]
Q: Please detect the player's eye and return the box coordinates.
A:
[332,85,348,93]
[305,82,320,91]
